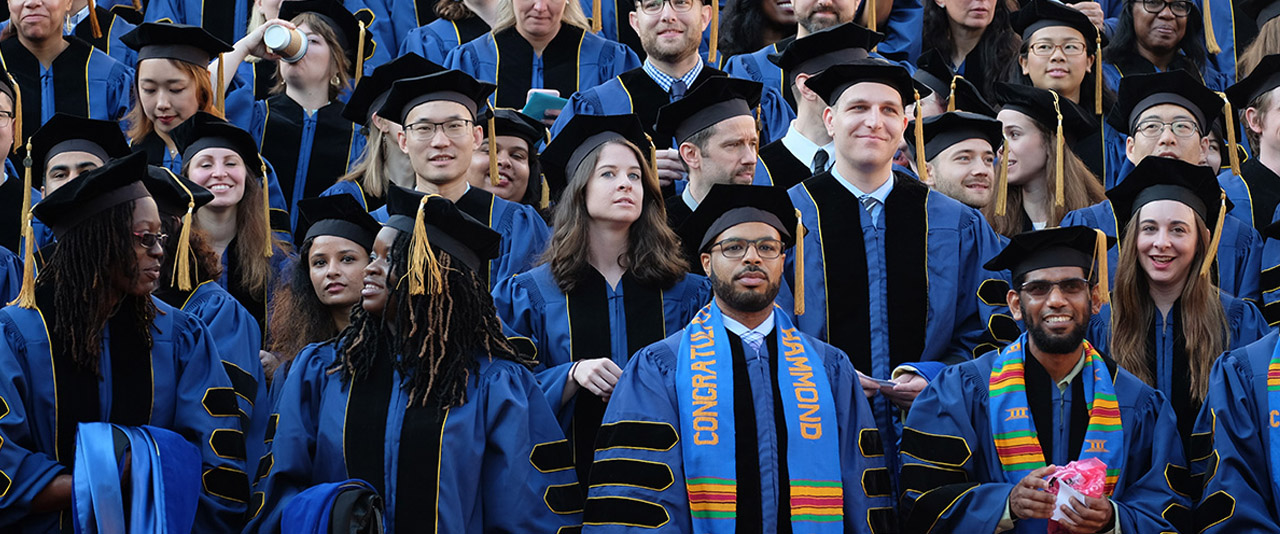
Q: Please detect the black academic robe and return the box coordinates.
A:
[1241,158,1280,234]
[757,139,812,191]
[664,194,692,230]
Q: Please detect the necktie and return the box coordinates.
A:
[670,79,687,102]
[741,331,764,355]
[811,149,829,174]
[860,195,880,224]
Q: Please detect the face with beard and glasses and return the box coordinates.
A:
[1008,265,1102,356]
[631,0,712,64]
[701,222,786,313]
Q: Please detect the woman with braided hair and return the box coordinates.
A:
[249,185,581,533]
[0,153,247,531]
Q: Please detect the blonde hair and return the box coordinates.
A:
[491,0,591,34]
[1239,17,1280,81]
[1110,212,1227,403]
[337,126,397,200]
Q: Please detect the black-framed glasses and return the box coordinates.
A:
[1016,278,1091,298]
[1137,0,1191,17]
[637,0,695,14]
[404,119,474,141]
[1133,119,1199,138]
[1027,41,1088,57]
[0,111,15,129]
[711,238,785,259]
[132,231,169,249]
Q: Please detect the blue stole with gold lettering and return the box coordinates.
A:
[675,302,843,533]
[1266,340,1280,500]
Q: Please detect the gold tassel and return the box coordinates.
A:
[167,169,196,291]
[1199,191,1226,278]
[646,134,658,182]
[793,209,805,316]
[865,0,877,32]
[913,89,927,183]
[488,115,499,186]
[261,162,272,258]
[592,0,602,32]
[1052,91,1064,207]
[708,0,719,65]
[1094,35,1103,115]
[1203,0,1221,55]
[132,0,140,10]
[995,138,1010,215]
[356,21,366,82]
[1221,92,1241,176]
[539,174,550,209]
[216,53,225,116]
[87,0,102,39]
[13,139,35,308]
[946,75,958,112]
[1093,228,1109,305]
[408,194,443,295]
[9,73,21,154]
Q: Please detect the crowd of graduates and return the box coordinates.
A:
[3,0,1280,531]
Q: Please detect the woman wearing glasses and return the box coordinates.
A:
[171,112,292,335]
[492,114,710,487]
[1100,0,1218,92]
[446,0,640,121]
[1090,157,1267,448]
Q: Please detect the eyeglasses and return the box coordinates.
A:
[404,119,474,141]
[132,231,169,249]
[1028,41,1088,57]
[637,0,695,14]
[1133,119,1199,138]
[1137,0,1191,17]
[711,238,785,259]
[0,111,15,129]
[1016,278,1091,298]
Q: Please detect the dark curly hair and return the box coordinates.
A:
[39,200,156,374]
[717,0,796,57]
[267,237,361,364]
[922,0,1022,99]
[330,229,532,407]
[1103,0,1207,76]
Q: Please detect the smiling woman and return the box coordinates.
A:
[1100,0,1210,92]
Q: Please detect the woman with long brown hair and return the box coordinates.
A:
[1090,157,1267,446]
[493,113,710,487]
[984,83,1106,236]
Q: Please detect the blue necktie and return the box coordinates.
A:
[741,331,764,354]
[860,195,880,224]
[670,79,687,102]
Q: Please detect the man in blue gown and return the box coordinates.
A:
[585,184,894,533]
[373,69,550,289]
[788,60,1015,482]
[901,226,1189,533]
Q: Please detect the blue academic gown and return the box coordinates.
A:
[0,246,18,304]
[0,36,132,125]
[218,243,293,340]
[898,341,1190,533]
[246,341,583,533]
[1192,330,1280,531]
[158,280,270,492]
[1087,293,1269,443]
[492,264,712,426]
[446,24,641,109]
[249,96,367,231]
[400,17,492,65]
[1059,200,1263,302]
[321,179,383,212]
[1261,204,1280,326]
[1218,168,1256,229]
[786,171,1016,480]
[0,296,247,532]
[1098,0,1237,87]
[581,312,896,533]
[371,186,550,289]
[549,65,795,148]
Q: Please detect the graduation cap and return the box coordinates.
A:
[1245,0,1280,29]
[990,82,1098,214]
[905,111,1003,161]
[1106,156,1229,279]
[384,185,501,292]
[297,194,381,252]
[376,70,496,126]
[654,77,763,144]
[806,60,933,181]
[140,165,213,290]
[1226,54,1280,110]
[32,151,150,238]
[478,108,548,191]
[121,23,236,113]
[24,113,131,187]
[1012,0,1106,114]
[1108,70,1222,137]
[982,225,1115,303]
[169,112,274,258]
[912,50,996,117]
[280,0,378,79]
[675,183,807,314]
[767,23,884,81]
[540,113,654,199]
[341,52,446,126]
